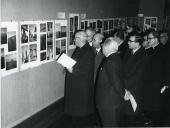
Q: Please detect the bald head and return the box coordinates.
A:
[102,37,119,57]
[92,33,104,48]
[86,28,96,42]
[74,31,88,48]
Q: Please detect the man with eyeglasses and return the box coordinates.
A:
[64,31,95,127]
[143,30,167,126]
[123,32,149,126]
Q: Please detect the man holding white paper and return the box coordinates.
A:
[64,31,95,127]
[123,32,149,126]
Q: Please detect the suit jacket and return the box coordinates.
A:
[64,43,95,117]
[123,48,149,113]
[94,49,105,84]
[95,53,125,109]
[118,41,129,59]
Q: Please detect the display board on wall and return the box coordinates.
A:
[144,17,158,31]
[55,20,68,59]
[39,21,54,64]
[69,13,80,49]
[1,22,19,76]
[20,21,40,70]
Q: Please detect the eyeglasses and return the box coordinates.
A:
[147,37,155,40]
[128,40,135,43]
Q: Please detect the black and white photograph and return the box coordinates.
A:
[1,1,170,128]
[40,52,46,61]
[47,45,53,60]
[61,39,66,54]
[55,23,61,39]
[29,44,37,62]
[21,45,29,64]
[40,23,46,32]
[56,40,61,56]
[21,25,29,43]
[1,27,7,44]
[29,24,37,42]
[47,22,53,45]
[8,31,16,52]
[1,48,5,69]
[40,34,47,51]
[61,26,67,37]
[6,53,17,70]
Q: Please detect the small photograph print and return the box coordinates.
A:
[40,52,46,61]
[55,23,61,39]
[89,23,93,28]
[6,53,17,70]
[97,20,102,28]
[81,22,85,30]
[70,18,73,31]
[1,27,7,44]
[47,45,53,60]
[8,31,16,52]
[40,23,46,32]
[56,40,61,55]
[1,48,5,69]
[61,39,66,54]
[61,39,66,46]
[69,32,74,45]
[21,25,29,43]
[47,22,53,45]
[109,20,114,29]
[85,21,88,29]
[29,24,37,42]
[47,22,53,38]
[40,34,47,51]
[92,22,96,29]
[145,18,151,26]
[21,45,29,64]
[29,44,37,62]
[74,16,79,26]
[61,26,67,37]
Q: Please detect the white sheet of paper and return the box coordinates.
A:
[129,94,137,112]
[57,53,76,68]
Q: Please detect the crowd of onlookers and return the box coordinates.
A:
[63,25,170,127]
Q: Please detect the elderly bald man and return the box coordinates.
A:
[86,28,96,46]
[64,31,95,127]
[95,37,125,127]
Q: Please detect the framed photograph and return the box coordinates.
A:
[29,24,37,42]
[56,40,61,56]
[1,21,19,77]
[1,48,5,69]
[21,25,29,43]
[40,23,46,32]
[144,17,158,31]
[1,27,7,44]
[61,39,67,54]
[40,34,47,51]
[21,45,29,64]
[29,44,37,62]
[8,31,16,52]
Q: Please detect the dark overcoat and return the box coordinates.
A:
[143,44,165,111]
[64,43,94,117]
[95,53,125,109]
[123,48,149,114]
